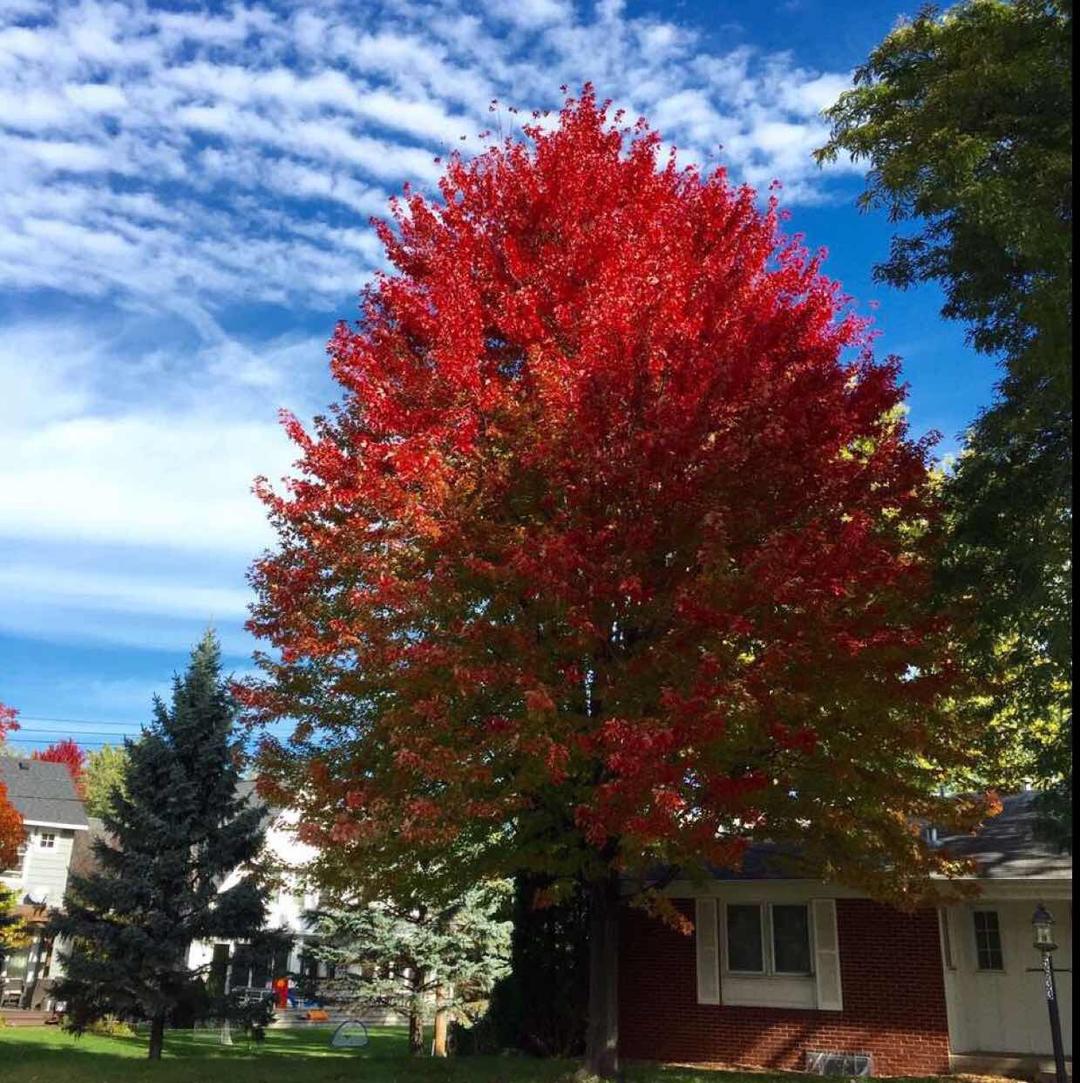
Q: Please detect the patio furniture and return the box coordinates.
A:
[0,980,24,1008]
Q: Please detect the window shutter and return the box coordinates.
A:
[811,898,843,1011]
[695,897,720,1005]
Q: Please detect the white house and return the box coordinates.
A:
[0,757,89,1010]
[186,781,325,996]
[935,792,1072,1073]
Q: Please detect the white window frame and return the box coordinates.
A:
[712,896,842,1011]
[722,901,814,978]
[770,902,815,976]
[972,908,1006,973]
[38,832,56,849]
[724,901,768,974]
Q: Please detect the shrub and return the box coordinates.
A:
[87,1016,136,1038]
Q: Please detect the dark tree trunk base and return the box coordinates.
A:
[148,1013,165,1060]
[584,872,620,1078]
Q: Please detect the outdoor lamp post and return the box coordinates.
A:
[1032,903,1068,1083]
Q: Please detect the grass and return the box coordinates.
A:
[0,1025,957,1083]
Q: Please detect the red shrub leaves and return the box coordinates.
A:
[1,703,25,868]
[244,88,986,907]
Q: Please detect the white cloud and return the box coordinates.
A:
[0,0,860,312]
[0,564,251,619]
[0,0,865,654]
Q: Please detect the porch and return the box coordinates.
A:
[950,1051,1073,1082]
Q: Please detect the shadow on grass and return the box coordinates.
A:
[107,1024,410,1059]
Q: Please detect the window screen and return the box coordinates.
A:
[726,903,764,972]
[772,904,812,974]
[973,910,1004,971]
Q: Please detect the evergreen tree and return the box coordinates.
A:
[50,632,268,1059]
[312,881,511,1056]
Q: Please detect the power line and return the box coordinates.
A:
[13,715,139,727]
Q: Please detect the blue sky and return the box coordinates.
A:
[0,0,999,753]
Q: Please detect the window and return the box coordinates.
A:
[725,903,812,975]
[38,832,56,849]
[973,910,1004,971]
[726,904,765,972]
[2,841,26,876]
[772,904,812,974]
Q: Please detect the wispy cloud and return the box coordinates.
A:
[0,1,856,312]
[0,0,859,655]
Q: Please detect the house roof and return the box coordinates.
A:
[649,792,1071,886]
[0,757,90,830]
[934,791,1072,880]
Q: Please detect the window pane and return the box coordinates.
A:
[726,904,764,972]
[772,904,812,973]
[973,910,1004,971]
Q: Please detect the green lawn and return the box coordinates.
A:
[0,1025,957,1083]
[0,1025,764,1083]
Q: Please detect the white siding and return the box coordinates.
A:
[943,897,1072,1056]
[9,827,76,907]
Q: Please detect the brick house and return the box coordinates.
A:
[619,793,1071,1076]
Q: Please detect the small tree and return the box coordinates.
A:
[50,633,268,1059]
[313,881,511,1056]
[82,744,130,819]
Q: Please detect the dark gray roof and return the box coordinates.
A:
[0,757,89,829]
[935,791,1072,880]
[646,792,1071,886]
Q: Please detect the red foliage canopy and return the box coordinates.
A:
[33,737,86,791]
[245,89,986,907]
[1,702,25,869]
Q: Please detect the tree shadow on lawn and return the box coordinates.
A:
[109,1024,411,1059]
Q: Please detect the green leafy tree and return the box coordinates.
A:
[81,743,130,819]
[313,881,511,1056]
[816,0,1072,840]
[50,632,268,1059]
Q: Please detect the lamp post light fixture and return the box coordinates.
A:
[1031,903,1067,1083]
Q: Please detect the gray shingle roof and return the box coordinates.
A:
[646,792,1072,886]
[0,756,89,829]
[935,791,1072,880]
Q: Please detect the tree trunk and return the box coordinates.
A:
[408,997,424,1055]
[432,983,450,1057]
[583,872,620,1078]
[148,1011,166,1060]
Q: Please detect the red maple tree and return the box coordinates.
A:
[33,737,87,793]
[1,702,25,870]
[244,89,988,1072]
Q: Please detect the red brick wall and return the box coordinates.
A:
[618,898,950,1075]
